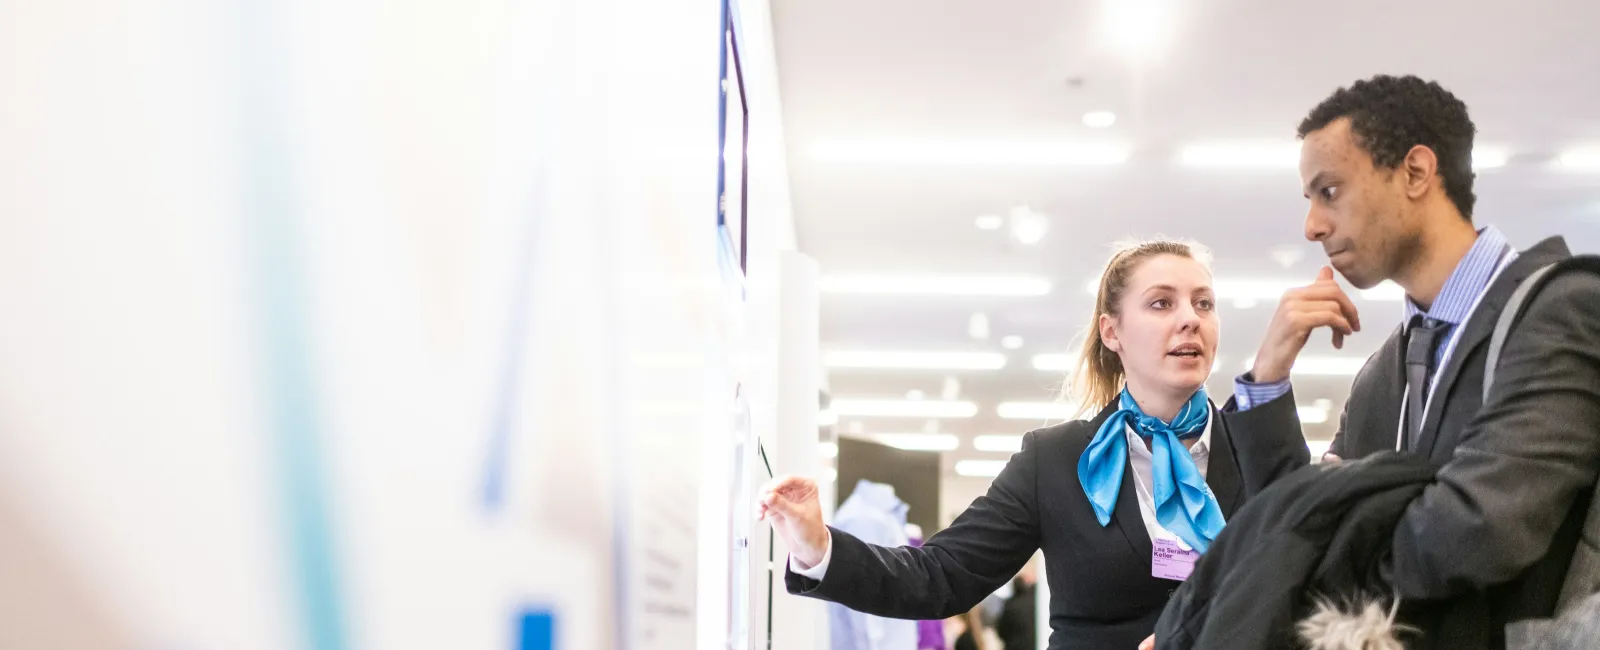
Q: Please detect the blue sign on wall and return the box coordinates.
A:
[517,608,555,650]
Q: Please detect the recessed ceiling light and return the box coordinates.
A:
[1557,147,1600,171]
[823,350,1007,371]
[1009,206,1049,245]
[997,401,1080,420]
[973,434,1024,453]
[975,214,1004,230]
[1232,297,1260,309]
[1473,146,1509,170]
[969,313,991,340]
[831,399,979,418]
[1000,335,1025,350]
[871,433,960,451]
[818,442,839,458]
[809,139,1131,166]
[822,467,838,482]
[824,274,1053,297]
[1178,141,1301,169]
[955,460,1009,477]
[1101,0,1174,56]
[1083,111,1117,129]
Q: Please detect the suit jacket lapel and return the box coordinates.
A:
[1417,237,1573,458]
[1077,402,1156,564]
[1205,409,1245,517]
[1111,452,1155,563]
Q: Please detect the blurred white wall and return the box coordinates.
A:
[0,1,797,649]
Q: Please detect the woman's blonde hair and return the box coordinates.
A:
[1065,238,1212,418]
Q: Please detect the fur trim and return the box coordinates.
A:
[1296,595,1417,650]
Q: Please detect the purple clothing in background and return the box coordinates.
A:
[907,536,946,650]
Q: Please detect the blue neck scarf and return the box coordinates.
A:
[1078,388,1225,553]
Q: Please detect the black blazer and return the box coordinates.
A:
[786,392,1308,650]
[1330,236,1600,649]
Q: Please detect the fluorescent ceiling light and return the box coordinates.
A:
[809,139,1131,166]
[1000,335,1024,350]
[973,434,1023,453]
[1032,354,1072,372]
[1557,148,1600,171]
[831,399,978,418]
[823,350,1007,371]
[824,274,1052,297]
[1473,147,1509,170]
[955,460,1009,477]
[1242,355,1364,376]
[997,401,1080,420]
[1178,141,1301,169]
[819,441,839,458]
[871,433,960,452]
[1297,405,1330,424]
[1083,111,1117,129]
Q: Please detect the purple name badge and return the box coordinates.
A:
[1152,537,1200,582]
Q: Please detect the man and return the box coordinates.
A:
[1234,75,1600,648]
[995,562,1037,650]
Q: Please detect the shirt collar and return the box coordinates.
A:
[1403,225,1511,329]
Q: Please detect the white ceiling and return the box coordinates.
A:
[771,0,1600,479]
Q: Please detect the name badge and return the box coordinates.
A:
[1152,537,1199,582]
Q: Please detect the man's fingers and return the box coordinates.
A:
[1297,310,1355,337]
[1286,286,1363,333]
[1292,282,1362,332]
[1333,330,1345,350]
[1289,302,1355,335]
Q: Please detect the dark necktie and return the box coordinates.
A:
[1404,315,1448,450]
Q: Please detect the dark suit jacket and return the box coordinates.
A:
[787,392,1309,650]
[1329,236,1600,649]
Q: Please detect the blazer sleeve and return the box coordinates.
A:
[1222,387,1311,496]
[1388,272,1600,598]
[784,430,1044,620]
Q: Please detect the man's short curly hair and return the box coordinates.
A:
[1298,75,1477,220]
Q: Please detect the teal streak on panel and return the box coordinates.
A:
[230,0,349,647]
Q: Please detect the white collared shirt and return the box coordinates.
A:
[1125,412,1213,550]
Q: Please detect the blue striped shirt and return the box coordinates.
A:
[1233,226,1513,410]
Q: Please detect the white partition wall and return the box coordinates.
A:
[0,0,799,648]
[769,251,825,650]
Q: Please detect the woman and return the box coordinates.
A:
[759,240,1341,649]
